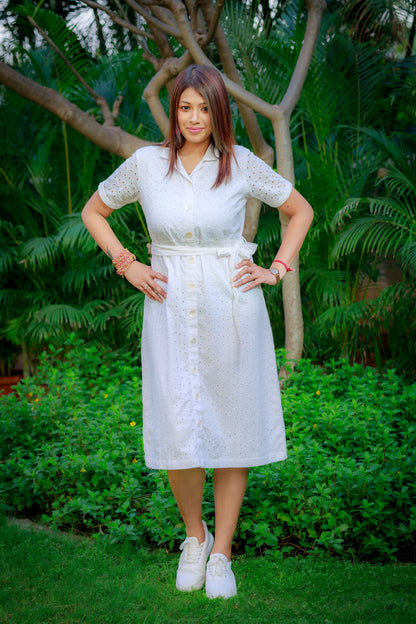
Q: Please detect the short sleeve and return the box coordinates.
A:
[98,152,141,210]
[244,149,292,207]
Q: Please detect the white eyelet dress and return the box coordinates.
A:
[98,145,292,470]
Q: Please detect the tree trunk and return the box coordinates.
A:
[273,113,304,369]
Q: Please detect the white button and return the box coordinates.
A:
[188,257,195,264]
[190,337,197,344]
[192,367,197,374]
[196,420,201,427]
[194,393,199,400]
[184,205,192,212]
[185,232,193,239]
[189,310,196,318]
[188,282,195,290]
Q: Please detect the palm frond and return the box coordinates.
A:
[55,213,98,254]
[315,300,376,337]
[35,301,108,329]
[401,241,416,274]
[374,281,416,310]
[332,190,416,272]
[0,288,26,311]
[333,215,407,259]
[5,315,61,344]
[88,306,123,333]
[0,246,17,273]
[256,210,282,251]
[19,235,59,269]
[382,169,416,203]
[119,293,145,338]
[301,269,352,311]
[61,258,113,292]
[16,2,93,97]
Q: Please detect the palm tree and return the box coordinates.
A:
[222,0,416,371]
[0,23,158,373]
[330,130,416,373]
[1,0,415,373]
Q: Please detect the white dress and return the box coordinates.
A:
[98,144,292,469]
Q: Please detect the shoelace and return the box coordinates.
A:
[179,537,203,564]
[207,555,228,577]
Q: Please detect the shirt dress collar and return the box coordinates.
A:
[159,144,219,162]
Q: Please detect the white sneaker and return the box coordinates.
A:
[176,520,214,591]
[205,553,237,599]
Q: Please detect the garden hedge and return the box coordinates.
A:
[1,338,415,562]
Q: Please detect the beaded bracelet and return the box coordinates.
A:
[112,248,136,277]
[272,259,294,272]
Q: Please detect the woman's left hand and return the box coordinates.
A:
[233,259,283,291]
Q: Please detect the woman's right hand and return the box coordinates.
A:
[81,192,167,302]
[124,261,168,303]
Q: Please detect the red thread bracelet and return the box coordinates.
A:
[272,259,294,272]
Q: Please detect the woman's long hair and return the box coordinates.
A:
[164,64,235,187]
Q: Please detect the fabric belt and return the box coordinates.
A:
[150,237,257,259]
[150,237,258,349]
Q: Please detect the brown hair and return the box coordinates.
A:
[163,64,235,187]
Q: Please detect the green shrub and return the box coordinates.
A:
[0,338,415,562]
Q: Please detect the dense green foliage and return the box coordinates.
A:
[1,1,416,377]
[1,340,415,562]
[0,18,159,373]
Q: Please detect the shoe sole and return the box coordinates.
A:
[206,579,237,600]
[206,586,237,599]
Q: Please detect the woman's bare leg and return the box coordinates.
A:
[211,467,248,560]
[168,468,206,543]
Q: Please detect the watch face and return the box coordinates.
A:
[270,267,280,283]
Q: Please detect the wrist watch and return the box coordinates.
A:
[269,267,281,284]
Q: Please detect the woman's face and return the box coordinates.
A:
[177,87,213,149]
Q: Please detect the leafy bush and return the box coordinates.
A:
[0,338,415,562]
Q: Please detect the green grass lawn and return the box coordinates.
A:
[0,520,415,624]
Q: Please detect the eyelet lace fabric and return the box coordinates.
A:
[98,145,291,469]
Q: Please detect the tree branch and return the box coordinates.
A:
[198,0,273,243]
[112,0,158,65]
[27,16,98,102]
[0,60,152,158]
[199,0,273,163]
[164,0,278,119]
[123,0,182,39]
[150,5,181,33]
[280,0,327,115]
[202,0,226,46]
[146,13,177,62]
[27,15,120,125]
[79,0,155,40]
[143,52,191,135]
[188,0,199,31]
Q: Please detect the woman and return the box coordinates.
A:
[82,64,313,599]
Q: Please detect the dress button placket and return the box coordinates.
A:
[183,178,203,460]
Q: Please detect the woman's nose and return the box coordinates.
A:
[190,108,200,122]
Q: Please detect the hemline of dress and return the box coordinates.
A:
[144,451,288,470]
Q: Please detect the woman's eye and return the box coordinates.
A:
[180,105,190,111]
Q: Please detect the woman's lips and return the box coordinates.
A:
[186,127,204,133]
